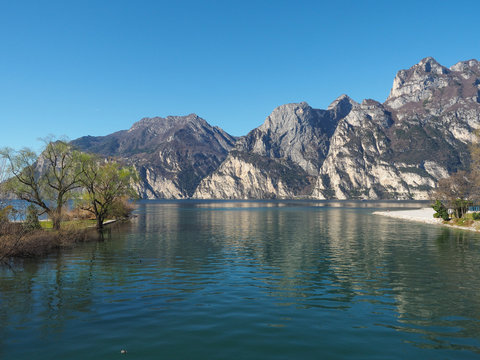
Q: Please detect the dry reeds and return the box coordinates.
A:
[0,222,99,259]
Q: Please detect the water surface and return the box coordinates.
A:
[1,200,480,359]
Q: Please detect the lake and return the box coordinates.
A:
[1,200,480,359]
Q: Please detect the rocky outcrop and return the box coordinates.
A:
[238,98,352,175]
[194,156,270,200]
[193,152,313,199]
[194,97,351,199]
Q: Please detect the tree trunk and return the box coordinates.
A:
[48,209,61,231]
[96,216,104,231]
[52,215,61,230]
[53,196,63,231]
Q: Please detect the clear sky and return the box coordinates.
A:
[1,0,479,150]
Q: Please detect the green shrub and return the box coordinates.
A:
[0,205,13,223]
[472,212,480,220]
[432,200,450,221]
[23,204,42,232]
[107,197,135,219]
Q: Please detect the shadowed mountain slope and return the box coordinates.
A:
[72,114,236,198]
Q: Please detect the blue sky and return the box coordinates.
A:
[1,0,479,150]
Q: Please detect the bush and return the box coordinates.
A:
[0,205,13,224]
[65,207,95,221]
[107,197,135,219]
[432,200,450,221]
[23,204,42,232]
[472,212,480,220]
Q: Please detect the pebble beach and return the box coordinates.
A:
[373,207,480,232]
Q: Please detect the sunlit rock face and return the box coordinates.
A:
[73,58,480,199]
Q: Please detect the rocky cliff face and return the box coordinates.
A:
[72,57,480,200]
[193,98,351,199]
[72,114,236,198]
[195,57,480,200]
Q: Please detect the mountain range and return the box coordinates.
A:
[72,57,480,199]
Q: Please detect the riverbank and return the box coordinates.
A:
[38,218,117,229]
[0,227,100,259]
[0,219,124,260]
[373,207,480,232]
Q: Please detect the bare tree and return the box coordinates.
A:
[470,129,480,200]
[1,138,84,230]
[77,155,137,230]
[0,157,26,264]
[0,156,8,209]
[433,171,473,218]
[0,156,12,234]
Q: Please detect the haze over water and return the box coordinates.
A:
[1,200,480,359]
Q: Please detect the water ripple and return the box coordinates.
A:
[1,201,480,359]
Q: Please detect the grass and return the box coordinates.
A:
[445,213,480,229]
[39,219,113,230]
[451,217,474,227]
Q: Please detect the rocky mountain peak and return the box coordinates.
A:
[128,113,204,133]
[259,102,313,132]
[385,57,469,110]
[450,59,480,76]
[328,94,351,106]
[328,93,355,109]
[270,101,310,115]
[361,98,382,109]
[325,94,355,124]
[416,57,450,75]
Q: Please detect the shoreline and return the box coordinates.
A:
[373,208,480,233]
[1,218,127,260]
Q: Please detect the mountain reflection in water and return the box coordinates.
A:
[0,200,479,360]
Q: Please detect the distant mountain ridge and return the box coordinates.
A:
[72,114,236,198]
[72,57,480,199]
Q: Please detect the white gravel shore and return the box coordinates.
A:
[372,207,441,225]
[373,207,480,232]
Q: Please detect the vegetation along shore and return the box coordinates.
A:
[0,138,138,261]
[373,207,480,232]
